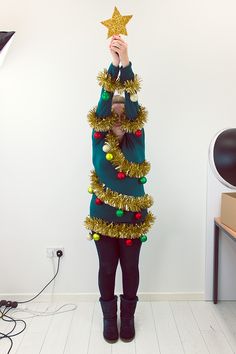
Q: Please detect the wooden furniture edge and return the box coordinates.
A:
[214,217,236,239]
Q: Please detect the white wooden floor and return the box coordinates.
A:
[1,300,236,354]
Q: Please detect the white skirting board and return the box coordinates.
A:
[0,292,205,302]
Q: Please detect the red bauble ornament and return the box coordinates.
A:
[134,212,142,220]
[135,130,142,137]
[125,239,133,246]
[117,171,126,179]
[94,131,102,139]
[95,198,103,205]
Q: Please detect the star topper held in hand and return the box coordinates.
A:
[101,6,133,39]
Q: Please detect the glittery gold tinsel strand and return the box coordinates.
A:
[105,131,151,177]
[87,106,117,131]
[90,169,154,211]
[116,74,142,95]
[84,211,156,239]
[120,105,148,133]
[97,68,118,92]
[87,105,148,133]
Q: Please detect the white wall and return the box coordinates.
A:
[0,0,236,299]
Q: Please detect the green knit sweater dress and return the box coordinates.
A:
[84,61,156,242]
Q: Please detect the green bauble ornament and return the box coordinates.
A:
[102,90,110,101]
[140,234,147,242]
[116,209,124,217]
[139,176,147,184]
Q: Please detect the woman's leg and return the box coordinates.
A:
[94,235,120,301]
[119,238,142,299]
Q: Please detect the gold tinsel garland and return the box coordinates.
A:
[97,68,142,96]
[90,169,154,211]
[105,131,151,177]
[87,105,148,133]
[120,105,148,133]
[84,211,156,239]
[87,106,117,131]
[116,74,142,95]
[97,68,117,92]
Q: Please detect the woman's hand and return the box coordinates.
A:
[109,35,120,67]
[111,35,129,68]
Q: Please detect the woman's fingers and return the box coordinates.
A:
[111,45,120,53]
[111,42,123,50]
[113,35,125,42]
[111,42,120,48]
[111,42,121,48]
[115,37,127,44]
[112,34,121,39]
[112,38,125,44]
[111,39,127,48]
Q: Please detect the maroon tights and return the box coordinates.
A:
[94,235,142,301]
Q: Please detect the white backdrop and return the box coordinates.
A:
[0,0,236,300]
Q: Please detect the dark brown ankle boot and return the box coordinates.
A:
[99,295,118,343]
[119,294,139,342]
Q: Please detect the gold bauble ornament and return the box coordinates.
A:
[101,6,133,39]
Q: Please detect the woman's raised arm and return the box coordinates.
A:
[96,63,119,117]
[95,36,122,118]
[112,36,140,120]
[120,61,140,120]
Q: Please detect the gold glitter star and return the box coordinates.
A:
[101,6,133,39]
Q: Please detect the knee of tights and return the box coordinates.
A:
[99,263,117,276]
[121,264,139,275]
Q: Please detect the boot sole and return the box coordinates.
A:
[104,336,119,343]
[120,333,135,342]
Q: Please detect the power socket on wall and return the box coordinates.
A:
[46,247,64,258]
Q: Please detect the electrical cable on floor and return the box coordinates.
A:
[0,250,78,354]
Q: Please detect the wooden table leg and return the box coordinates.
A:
[213,222,219,304]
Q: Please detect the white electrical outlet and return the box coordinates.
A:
[46,247,64,258]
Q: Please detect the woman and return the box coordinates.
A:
[84,35,156,343]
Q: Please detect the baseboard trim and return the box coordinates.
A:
[0,292,205,302]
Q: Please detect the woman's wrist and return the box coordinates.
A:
[112,60,120,67]
[121,57,130,68]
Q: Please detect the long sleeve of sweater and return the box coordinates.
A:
[120,61,140,120]
[95,62,120,118]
